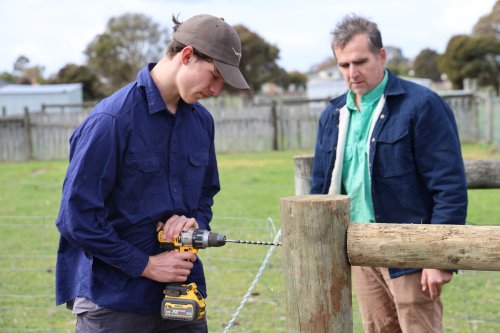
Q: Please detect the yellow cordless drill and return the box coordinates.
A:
[157,229,226,321]
[157,229,281,321]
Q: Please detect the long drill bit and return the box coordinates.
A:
[225,239,281,246]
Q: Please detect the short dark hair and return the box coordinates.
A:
[331,14,383,55]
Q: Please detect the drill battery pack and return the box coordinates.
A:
[161,282,206,321]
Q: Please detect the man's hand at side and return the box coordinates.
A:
[421,268,453,300]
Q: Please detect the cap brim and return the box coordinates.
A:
[214,60,250,90]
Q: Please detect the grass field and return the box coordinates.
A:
[0,144,499,332]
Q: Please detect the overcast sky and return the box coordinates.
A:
[0,0,496,77]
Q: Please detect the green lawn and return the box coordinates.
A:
[0,145,498,332]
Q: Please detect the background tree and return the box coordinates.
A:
[385,46,410,76]
[472,0,500,39]
[286,71,308,90]
[13,55,30,76]
[461,36,500,95]
[233,25,287,93]
[10,55,45,84]
[439,35,471,90]
[49,64,104,101]
[0,72,17,84]
[84,13,168,96]
[413,48,442,82]
[439,34,500,94]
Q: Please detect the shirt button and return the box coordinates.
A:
[371,137,375,142]
[380,114,385,119]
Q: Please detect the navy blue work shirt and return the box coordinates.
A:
[55,64,220,313]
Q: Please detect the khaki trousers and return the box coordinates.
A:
[352,266,443,333]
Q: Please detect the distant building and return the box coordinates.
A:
[306,66,347,100]
[0,79,9,88]
[0,83,83,115]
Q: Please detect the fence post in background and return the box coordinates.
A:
[280,195,352,333]
[294,155,314,195]
[23,107,33,160]
[1,106,5,117]
[271,100,278,151]
[485,91,494,143]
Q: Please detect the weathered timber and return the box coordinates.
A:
[280,195,352,333]
[464,159,500,189]
[347,223,500,271]
[294,155,315,195]
[293,155,500,194]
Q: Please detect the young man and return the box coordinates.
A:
[311,14,467,333]
[55,14,249,333]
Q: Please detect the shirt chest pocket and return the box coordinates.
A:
[188,151,209,167]
[121,155,165,202]
[185,151,209,188]
[375,129,415,178]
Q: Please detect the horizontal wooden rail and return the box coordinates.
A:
[294,156,500,194]
[348,223,500,271]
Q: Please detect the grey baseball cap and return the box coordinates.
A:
[173,14,250,90]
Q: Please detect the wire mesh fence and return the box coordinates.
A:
[0,215,499,332]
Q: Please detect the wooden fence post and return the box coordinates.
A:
[294,155,314,195]
[271,100,278,151]
[23,107,33,160]
[293,156,314,195]
[280,195,352,333]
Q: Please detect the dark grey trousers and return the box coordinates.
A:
[75,308,208,333]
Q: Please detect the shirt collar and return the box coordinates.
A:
[136,63,168,115]
[136,63,198,117]
[346,69,388,111]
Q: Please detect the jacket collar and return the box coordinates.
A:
[384,70,405,97]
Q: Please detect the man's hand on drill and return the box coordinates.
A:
[157,214,199,242]
[141,215,199,283]
[141,251,196,283]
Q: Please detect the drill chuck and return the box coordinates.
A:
[179,229,226,248]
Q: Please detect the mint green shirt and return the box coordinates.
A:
[342,70,388,223]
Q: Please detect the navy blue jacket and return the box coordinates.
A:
[55,64,220,312]
[311,71,468,278]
